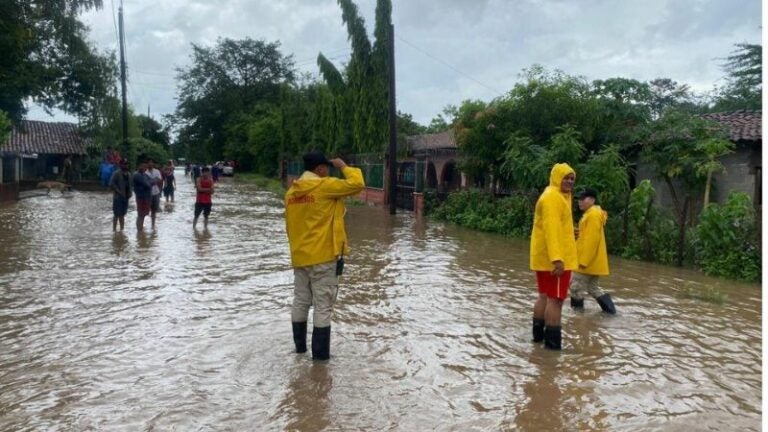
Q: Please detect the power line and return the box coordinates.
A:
[396,35,503,96]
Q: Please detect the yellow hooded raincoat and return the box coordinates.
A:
[576,205,609,275]
[529,163,578,271]
[285,167,365,268]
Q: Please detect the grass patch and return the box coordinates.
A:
[346,198,366,207]
[677,284,728,304]
[235,173,285,195]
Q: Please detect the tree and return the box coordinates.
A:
[711,43,762,111]
[174,37,295,165]
[316,0,391,153]
[136,115,170,149]
[648,78,695,118]
[0,0,116,120]
[640,110,728,265]
[0,110,10,144]
[695,137,734,206]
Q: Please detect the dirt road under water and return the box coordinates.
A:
[0,171,760,431]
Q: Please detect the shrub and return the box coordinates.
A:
[691,192,761,282]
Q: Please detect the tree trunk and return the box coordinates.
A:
[675,195,690,267]
[641,195,655,261]
[703,170,713,207]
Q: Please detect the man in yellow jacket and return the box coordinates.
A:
[571,188,616,314]
[530,163,578,350]
[285,150,365,360]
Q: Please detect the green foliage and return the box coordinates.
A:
[130,137,171,167]
[136,115,170,148]
[640,110,728,221]
[0,0,116,120]
[620,180,679,264]
[235,173,285,195]
[576,144,629,211]
[692,192,761,282]
[711,43,762,111]
[174,37,295,166]
[315,0,391,154]
[432,190,533,237]
[0,110,10,143]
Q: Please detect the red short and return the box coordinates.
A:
[136,198,150,217]
[536,271,572,300]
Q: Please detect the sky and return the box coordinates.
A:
[27,0,762,127]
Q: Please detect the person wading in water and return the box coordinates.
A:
[284,150,364,361]
[530,163,578,350]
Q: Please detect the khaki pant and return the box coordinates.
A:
[570,273,605,300]
[291,261,338,328]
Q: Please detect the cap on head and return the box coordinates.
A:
[303,150,331,172]
[578,188,598,200]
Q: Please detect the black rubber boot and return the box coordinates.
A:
[596,293,617,315]
[292,322,307,353]
[311,326,331,361]
[532,318,545,342]
[544,326,562,350]
[570,297,585,310]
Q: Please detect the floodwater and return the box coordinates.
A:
[0,171,761,431]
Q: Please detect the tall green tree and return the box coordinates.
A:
[316,0,391,153]
[174,37,295,167]
[136,114,170,149]
[0,0,116,120]
[711,43,762,111]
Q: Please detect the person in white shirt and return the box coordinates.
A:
[146,158,163,230]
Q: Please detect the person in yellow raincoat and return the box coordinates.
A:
[570,188,616,314]
[530,163,577,350]
[285,150,365,360]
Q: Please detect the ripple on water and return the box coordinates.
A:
[0,175,761,431]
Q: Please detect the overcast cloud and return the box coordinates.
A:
[28,0,761,126]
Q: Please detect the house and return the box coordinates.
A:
[699,110,762,207]
[636,110,761,210]
[0,120,87,198]
[406,130,464,193]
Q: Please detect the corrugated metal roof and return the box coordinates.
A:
[2,120,87,155]
[700,110,761,142]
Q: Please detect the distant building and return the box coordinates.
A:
[636,110,762,210]
[1,119,87,181]
[405,130,463,193]
[0,120,88,202]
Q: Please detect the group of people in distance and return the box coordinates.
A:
[108,158,216,232]
[284,153,616,361]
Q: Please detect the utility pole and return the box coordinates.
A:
[387,23,397,215]
[118,1,128,155]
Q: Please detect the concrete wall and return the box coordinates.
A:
[636,144,761,210]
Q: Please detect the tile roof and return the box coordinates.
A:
[2,120,87,155]
[406,130,457,153]
[700,110,761,142]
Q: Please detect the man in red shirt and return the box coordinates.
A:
[193,166,215,228]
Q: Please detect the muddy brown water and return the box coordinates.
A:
[0,171,761,431]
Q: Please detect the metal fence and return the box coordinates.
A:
[286,157,385,190]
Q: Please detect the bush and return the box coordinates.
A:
[618,180,679,265]
[691,192,761,282]
[432,189,533,236]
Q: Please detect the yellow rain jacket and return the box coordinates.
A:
[576,205,610,275]
[285,167,365,267]
[529,163,578,271]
